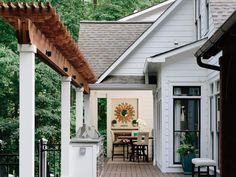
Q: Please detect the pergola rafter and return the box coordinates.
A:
[0,2,96,93]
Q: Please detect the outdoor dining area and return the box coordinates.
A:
[110,130,153,162]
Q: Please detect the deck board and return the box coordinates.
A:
[101,159,191,177]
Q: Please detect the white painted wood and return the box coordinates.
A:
[84,94,91,126]
[151,46,209,172]
[76,87,84,131]
[18,44,36,177]
[118,0,175,22]
[112,0,195,76]
[61,76,71,177]
[69,142,99,177]
[96,0,186,83]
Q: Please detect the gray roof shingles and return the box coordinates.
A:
[78,21,152,78]
[210,0,236,29]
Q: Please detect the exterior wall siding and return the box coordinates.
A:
[159,53,208,172]
[111,0,195,76]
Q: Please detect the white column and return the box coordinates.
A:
[18,44,36,177]
[61,76,71,177]
[76,87,84,131]
[84,94,91,125]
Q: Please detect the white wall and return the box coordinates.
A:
[111,0,195,76]
[157,51,208,173]
[89,90,154,157]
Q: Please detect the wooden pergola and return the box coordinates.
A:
[0,2,96,177]
[0,2,96,93]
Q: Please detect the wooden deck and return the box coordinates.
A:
[101,159,191,177]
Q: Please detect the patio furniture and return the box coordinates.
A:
[131,132,149,162]
[192,158,216,177]
[110,131,130,161]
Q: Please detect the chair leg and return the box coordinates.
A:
[146,145,149,162]
[123,144,125,161]
[207,166,209,177]
[192,164,195,177]
[198,166,200,177]
[214,166,216,177]
[127,144,129,159]
[112,144,114,161]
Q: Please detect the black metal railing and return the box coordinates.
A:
[39,139,61,177]
[0,139,61,177]
[0,153,19,177]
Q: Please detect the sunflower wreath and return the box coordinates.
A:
[114,102,135,123]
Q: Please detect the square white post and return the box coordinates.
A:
[76,87,84,131]
[84,94,91,126]
[18,44,36,177]
[61,76,71,177]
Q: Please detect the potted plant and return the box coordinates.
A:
[132,119,138,127]
[177,133,196,175]
[111,119,117,127]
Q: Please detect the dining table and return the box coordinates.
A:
[118,135,153,161]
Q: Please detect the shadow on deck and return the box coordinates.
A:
[101,158,191,177]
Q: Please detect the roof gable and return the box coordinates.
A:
[96,0,185,83]
[79,22,152,78]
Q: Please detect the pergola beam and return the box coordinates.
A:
[0,2,96,93]
[19,19,90,92]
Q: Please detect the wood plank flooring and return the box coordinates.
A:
[101,159,191,177]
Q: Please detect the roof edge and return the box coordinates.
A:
[96,0,184,84]
[118,0,175,22]
[80,21,153,24]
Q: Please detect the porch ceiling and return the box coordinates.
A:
[0,2,97,93]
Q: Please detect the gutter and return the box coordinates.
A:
[197,56,220,71]
[195,11,236,71]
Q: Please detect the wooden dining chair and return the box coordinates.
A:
[131,132,149,162]
[110,131,128,161]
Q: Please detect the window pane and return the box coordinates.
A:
[174,99,200,131]
[173,86,201,96]
[174,132,200,163]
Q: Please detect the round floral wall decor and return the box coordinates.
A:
[114,102,135,123]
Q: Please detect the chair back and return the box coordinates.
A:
[137,132,149,144]
[110,130,115,143]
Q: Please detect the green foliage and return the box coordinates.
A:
[50,0,81,40]
[82,0,162,21]
[0,44,19,151]
[0,0,165,154]
[177,132,196,156]
[177,143,195,156]
[98,98,107,156]
[35,60,62,143]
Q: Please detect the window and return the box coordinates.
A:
[209,81,220,170]
[206,0,210,32]
[173,86,201,163]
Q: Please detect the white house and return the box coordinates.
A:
[79,0,236,174]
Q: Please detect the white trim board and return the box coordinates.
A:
[96,0,185,84]
[118,0,175,22]
[144,39,207,73]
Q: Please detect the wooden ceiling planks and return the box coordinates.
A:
[0,2,96,93]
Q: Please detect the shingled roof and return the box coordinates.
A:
[210,0,236,29]
[79,21,152,78]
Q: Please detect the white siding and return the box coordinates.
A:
[111,0,195,76]
[199,0,216,39]
[158,52,209,172]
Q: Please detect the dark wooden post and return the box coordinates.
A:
[220,36,236,177]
